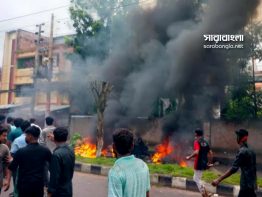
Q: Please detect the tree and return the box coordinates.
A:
[90,81,113,157]
[67,0,139,153]
[221,22,262,121]
[65,2,109,115]
[71,0,139,20]
[67,4,105,59]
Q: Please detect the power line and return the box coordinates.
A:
[0,0,154,24]
[0,4,70,23]
[0,17,71,33]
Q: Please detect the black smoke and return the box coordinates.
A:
[69,0,260,139]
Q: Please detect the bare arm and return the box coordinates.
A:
[212,169,233,186]
[208,150,213,163]
[186,150,199,160]
[3,152,12,192]
[3,168,11,191]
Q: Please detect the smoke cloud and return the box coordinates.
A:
[69,0,260,139]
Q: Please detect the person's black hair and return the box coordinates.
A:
[7,117,14,124]
[21,120,31,132]
[14,118,24,128]
[0,125,8,135]
[195,128,203,136]
[45,116,54,126]
[113,128,134,155]
[0,115,6,123]
[29,118,36,124]
[53,127,68,142]
[235,129,249,139]
[25,126,40,138]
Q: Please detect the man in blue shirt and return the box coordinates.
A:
[108,128,150,197]
[7,118,23,146]
[10,120,31,154]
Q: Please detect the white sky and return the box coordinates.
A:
[0,0,74,67]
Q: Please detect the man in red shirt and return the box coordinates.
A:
[186,128,213,197]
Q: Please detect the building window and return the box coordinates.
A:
[17,57,34,69]
[15,84,34,97]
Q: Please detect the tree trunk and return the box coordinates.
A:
[96,110,104,157]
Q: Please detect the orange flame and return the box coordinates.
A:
[74,138,97,158]
[74,138,115,158]
[151,139,174,164]
[179,160,187,168]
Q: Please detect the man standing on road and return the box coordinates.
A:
[0,125,11,194]
[39,117,56,152]
[48,127,75,197]
[108,128,150,197]
[7,118,23,147]
[39,116,56,190]
[10,120,31,197]
[212,129,257,197]
[186,128,213,197]
[9,126,52,197]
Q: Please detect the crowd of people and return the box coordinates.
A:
[0,115,75,197]
[0,114,258,197]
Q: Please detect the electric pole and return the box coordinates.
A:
[31,23,44,116]
[251,18,258,118]
[46,14,54,117]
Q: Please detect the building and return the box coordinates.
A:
[0,29,72,115]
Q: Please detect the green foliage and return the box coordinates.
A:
[76,155,116,166]
[70,132,82,147]
[71,0,139,20]
[244,22,262,61]
[222,82,262,122]
[68,4,105,58]
[221,22,262,122]
[222,85,255,122]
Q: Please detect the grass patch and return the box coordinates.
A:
[148,164,194,178]
[76,156,116,166]
[76,156,262,187]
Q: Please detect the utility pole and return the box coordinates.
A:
[46,14,54,117]
[31,23,44,117]
[251,18,258,118]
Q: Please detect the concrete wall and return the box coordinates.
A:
[210,120,262,155]
[69,116,162,144]
[69,116,96,138]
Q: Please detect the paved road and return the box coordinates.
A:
[1,172,202,197]
[73,172,202,197]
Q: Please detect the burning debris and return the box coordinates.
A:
[74,138,115,158]
[151,138,174,164]
[151,138,187,167]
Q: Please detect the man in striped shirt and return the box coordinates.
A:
[108,128,150,197]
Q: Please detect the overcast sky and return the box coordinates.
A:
[0,0,74,67]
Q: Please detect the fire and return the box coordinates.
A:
[151,138,188,167]
[151,139,174,164]
[179,160,187,168]
[74,138,97,158]
[74,138,115,158]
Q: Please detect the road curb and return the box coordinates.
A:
[75,162,262,197]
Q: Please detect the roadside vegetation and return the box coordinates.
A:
[76,156,262,187]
